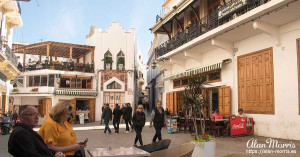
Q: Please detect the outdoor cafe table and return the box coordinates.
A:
[87,147,151,157]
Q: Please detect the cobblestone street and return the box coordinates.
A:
[1,123,299,157]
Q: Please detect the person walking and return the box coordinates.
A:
[12,110,18,124]
[149,101,167,143]
[102,103,112,134]
[100,105,105,124]
[123,103,133,133]
[113,104,122,134]
[8,105,65,157]
[132,105,146,146]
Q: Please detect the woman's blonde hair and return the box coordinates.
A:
[49,101,72,122]
[136,105,144,112]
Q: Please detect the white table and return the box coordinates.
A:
[87,147,151,157]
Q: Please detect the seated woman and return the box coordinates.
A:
[39,101,86,156]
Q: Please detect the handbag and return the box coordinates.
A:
[74,148,86,157]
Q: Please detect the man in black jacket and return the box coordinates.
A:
[149,101,167,143]
[102,103,112,134]
[113,104,122,134]
[123,103,133,133]
[8,105,65,157]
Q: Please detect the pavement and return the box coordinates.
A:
[1,121,299,157]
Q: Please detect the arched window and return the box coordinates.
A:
[107,81,122,89]
[103,50,112,70]
[117,51,125,70]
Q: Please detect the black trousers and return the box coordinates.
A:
[134,126,143,146]
[125,119,133,131]
[152,126,162,142]
[113,118,120,133]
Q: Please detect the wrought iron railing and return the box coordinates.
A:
[56,89,98,96]
[5,45,18,67]
[155,0,271,59]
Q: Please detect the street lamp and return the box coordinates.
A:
[151,61,157,69]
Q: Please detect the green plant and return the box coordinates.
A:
[102,57,113,64]
[117,57,125,65]
[183,74,209,135]
[31,88,38,92]
[12,89,19,92]
[73,66,80,71]
[191,133,215,146]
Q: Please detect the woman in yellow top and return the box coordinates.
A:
[39,101,85,156]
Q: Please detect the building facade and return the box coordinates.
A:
[86,23,138,121]
[0,0,27,116]
[150,0,300,140]
[11,42,97,124]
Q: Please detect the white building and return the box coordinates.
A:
[146,34,168,111]
[10,22,141,123]
[11,41,97,124]
[86,23,138,121]
[0,0,28,116]
[150,0,300,140]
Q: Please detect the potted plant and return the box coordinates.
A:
[102,57,113,70]
[182,74,215,157]
[117,57,124,70]
[12,88,19,93]
[49,66,55,70]
[73,66,80,72]
[31,88,38,92]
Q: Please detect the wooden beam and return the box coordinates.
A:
[91,48,94,62]
[190,5,200,22]
[46,44,50,59]
[55,52,57,61]
[83,55,86,64]
[69,46,73,59]
[23,50,26,71]
[39,55,42,61]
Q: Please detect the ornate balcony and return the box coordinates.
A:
[55,89,98,97]
[155,0,271,59]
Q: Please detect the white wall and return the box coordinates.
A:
[86,23,137,120]
[232,19,300,140]
[161,17,300,140]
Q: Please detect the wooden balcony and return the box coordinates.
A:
[154,0,271,59]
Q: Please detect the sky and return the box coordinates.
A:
[13,0,165,63]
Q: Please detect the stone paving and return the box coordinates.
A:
[0,122,299,157]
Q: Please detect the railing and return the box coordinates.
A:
[155,0,271,59]
[5,45,18,67]
[20,61,95,73]
[56,89,98,96]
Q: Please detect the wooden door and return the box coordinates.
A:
[166,93,170,112]
[238,48,274,114]
[70,99,76,119]
[218,86,231,118]
[298,39,300,114]
[89,99,95,122]
[169,92,174,115]
[44,98,52,120]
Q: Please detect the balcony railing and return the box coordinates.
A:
[19,61,95,73]
[5,45,18,67]
[155,0,271,59]
[56,89,98,96]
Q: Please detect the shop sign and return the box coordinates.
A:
[218,0,248,20]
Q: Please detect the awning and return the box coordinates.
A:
[151,0,194,33]
[164,62,223,81]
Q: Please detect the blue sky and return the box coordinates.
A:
[13,0,164,63]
